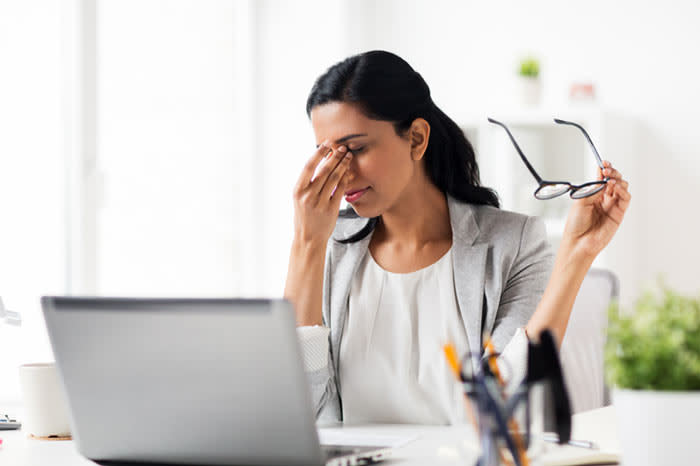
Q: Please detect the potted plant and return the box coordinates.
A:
[605,282,700,466]
[516,57,541,107]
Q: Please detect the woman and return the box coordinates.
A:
[285,51,631,425]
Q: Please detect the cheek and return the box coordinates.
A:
[354,151,411,194]
[353,154,384,179]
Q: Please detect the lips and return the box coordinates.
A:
[344,188,368,196]
[344,187,370,203]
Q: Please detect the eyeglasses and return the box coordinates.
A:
[487,117,609,200]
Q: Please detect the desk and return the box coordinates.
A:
[0,404,619,466]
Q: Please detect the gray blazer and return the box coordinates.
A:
[309,194,555,422]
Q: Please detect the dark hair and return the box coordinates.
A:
[306,50,500,243]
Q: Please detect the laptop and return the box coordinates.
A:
[42,297,393,466]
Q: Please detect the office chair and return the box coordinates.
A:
[558,268,619,413]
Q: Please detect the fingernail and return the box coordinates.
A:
[338,145,347,152]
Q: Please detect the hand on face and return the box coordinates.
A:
[291,141,353,245]
[563,160,631,259]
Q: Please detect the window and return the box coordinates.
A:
[0,0,351,401]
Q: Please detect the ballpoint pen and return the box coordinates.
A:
[542,434,598,450]
[0,414,21,430]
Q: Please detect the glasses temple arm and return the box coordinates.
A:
[553,118,605,169]
[487,118,543,183]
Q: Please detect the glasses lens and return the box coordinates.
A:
[571,182,606,199]
[535,183,570,200]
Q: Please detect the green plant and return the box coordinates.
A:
[605,281,700,391]
[518,57,540,78]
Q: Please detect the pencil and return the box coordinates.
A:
[442,344,481,431]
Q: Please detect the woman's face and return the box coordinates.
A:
[310,101,419,218]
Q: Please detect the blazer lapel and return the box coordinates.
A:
[328,217,374,372]
[448,196,488,357]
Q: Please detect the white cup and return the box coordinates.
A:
[18,362,71,438]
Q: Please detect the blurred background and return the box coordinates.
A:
[0,0,697,401]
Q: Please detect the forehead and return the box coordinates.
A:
[310,101,389,144]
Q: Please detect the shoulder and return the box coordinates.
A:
[471,203,529,229]
[447,196,544,247]
[471,204,541,241]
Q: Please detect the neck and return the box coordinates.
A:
[376,174,452,247]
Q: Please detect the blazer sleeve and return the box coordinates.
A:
[490,215,555,351]
[297,241,342,424]
[297,325,337,421]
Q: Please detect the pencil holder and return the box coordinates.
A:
[458,330,571,466]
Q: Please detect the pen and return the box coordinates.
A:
[542,434,598,450]
[442,343,479,432]
[443,343,462,380]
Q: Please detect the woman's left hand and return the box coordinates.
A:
[562,160,631,259]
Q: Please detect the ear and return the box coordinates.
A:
[409,118,430,161]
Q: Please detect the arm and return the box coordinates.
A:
[296,324,338,421]
[494,161,630,355]
[525,238,594,345]
[291,246,340,421]
[497,161,630,388]
[284,142,352,326]
[285,239,326,326]
[285,142,352,421]
[526,161,631,346]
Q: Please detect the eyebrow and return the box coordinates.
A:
[316,133,368,147]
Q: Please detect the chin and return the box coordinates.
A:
[347,202,383,219]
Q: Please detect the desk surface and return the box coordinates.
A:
[0,405,619,466]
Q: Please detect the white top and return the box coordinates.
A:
[339,247,470,424]
[296,250,530,425]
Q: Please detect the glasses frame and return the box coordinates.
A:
[487,117,609,200]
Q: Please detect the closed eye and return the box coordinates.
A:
[348,146,365,155]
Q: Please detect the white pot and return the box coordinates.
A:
[613,388,700,466]
[516,76,541,107]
